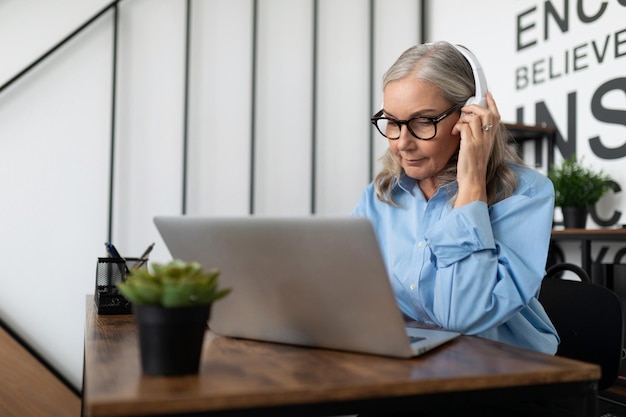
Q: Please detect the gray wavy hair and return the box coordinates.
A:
[374,41,523,206]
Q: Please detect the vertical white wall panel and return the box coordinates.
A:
[254,0,314,215]
[187,0,253,216]
[315,0,371,215]
[371,0,421,175]
[114,0,187,262]
[0,16,113,389]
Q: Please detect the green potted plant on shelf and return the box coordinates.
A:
[548,155,611,228]
[117,259,230,376]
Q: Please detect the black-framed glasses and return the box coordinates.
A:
[370,103,463,140]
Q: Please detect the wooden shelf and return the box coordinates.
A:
[551,228,626,275]
[504,123,556,172]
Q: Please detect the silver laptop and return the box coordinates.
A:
[154,216,459,358]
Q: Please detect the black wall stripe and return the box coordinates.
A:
[182,0,192,215]
[368,0,375,183]
[249,0,258,215]
[311,0,319,215]
[107,3,119,242]
[421,0,427,43]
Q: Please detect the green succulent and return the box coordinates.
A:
[548,155,611,208]
[116,259,231,308]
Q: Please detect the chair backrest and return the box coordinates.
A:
[539,262,623,390]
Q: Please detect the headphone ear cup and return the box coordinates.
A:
[454,44,488,107]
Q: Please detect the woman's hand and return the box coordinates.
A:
[451,92,501,207]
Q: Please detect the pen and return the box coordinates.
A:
[104,242,114,258]
[105,242,130,275]
[133,242,155,270]
[138,242,155,260]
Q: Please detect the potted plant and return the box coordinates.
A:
[548,155,611,228]
[116,259,230,376]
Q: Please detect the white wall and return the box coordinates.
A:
[1,0,114,391]
[0,0,423,391]
[0,0,112,84]
[113,0,188,263]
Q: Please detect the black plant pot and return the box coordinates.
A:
[134,304,210,376]
[561,206,589,229]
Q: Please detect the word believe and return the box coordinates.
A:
[515,29,626,90]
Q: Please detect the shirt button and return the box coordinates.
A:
[417,241,425,248]
[410,283,416,291]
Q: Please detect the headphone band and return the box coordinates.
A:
[454,44,488,107]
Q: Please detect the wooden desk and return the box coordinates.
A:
[551,228,626,275]
[83,299,600,417]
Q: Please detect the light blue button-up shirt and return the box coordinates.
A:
[352,163,559,354]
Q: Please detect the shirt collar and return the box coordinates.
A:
[397,173,418,194]
[395,173,458,197]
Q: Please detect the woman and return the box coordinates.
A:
[352,41,558,354]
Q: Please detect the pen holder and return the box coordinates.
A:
[94,257,142,314]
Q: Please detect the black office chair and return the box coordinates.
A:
[539,262,624,391]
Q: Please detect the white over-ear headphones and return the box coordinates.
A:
[379,44,489,110]
[454,44,488,107]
